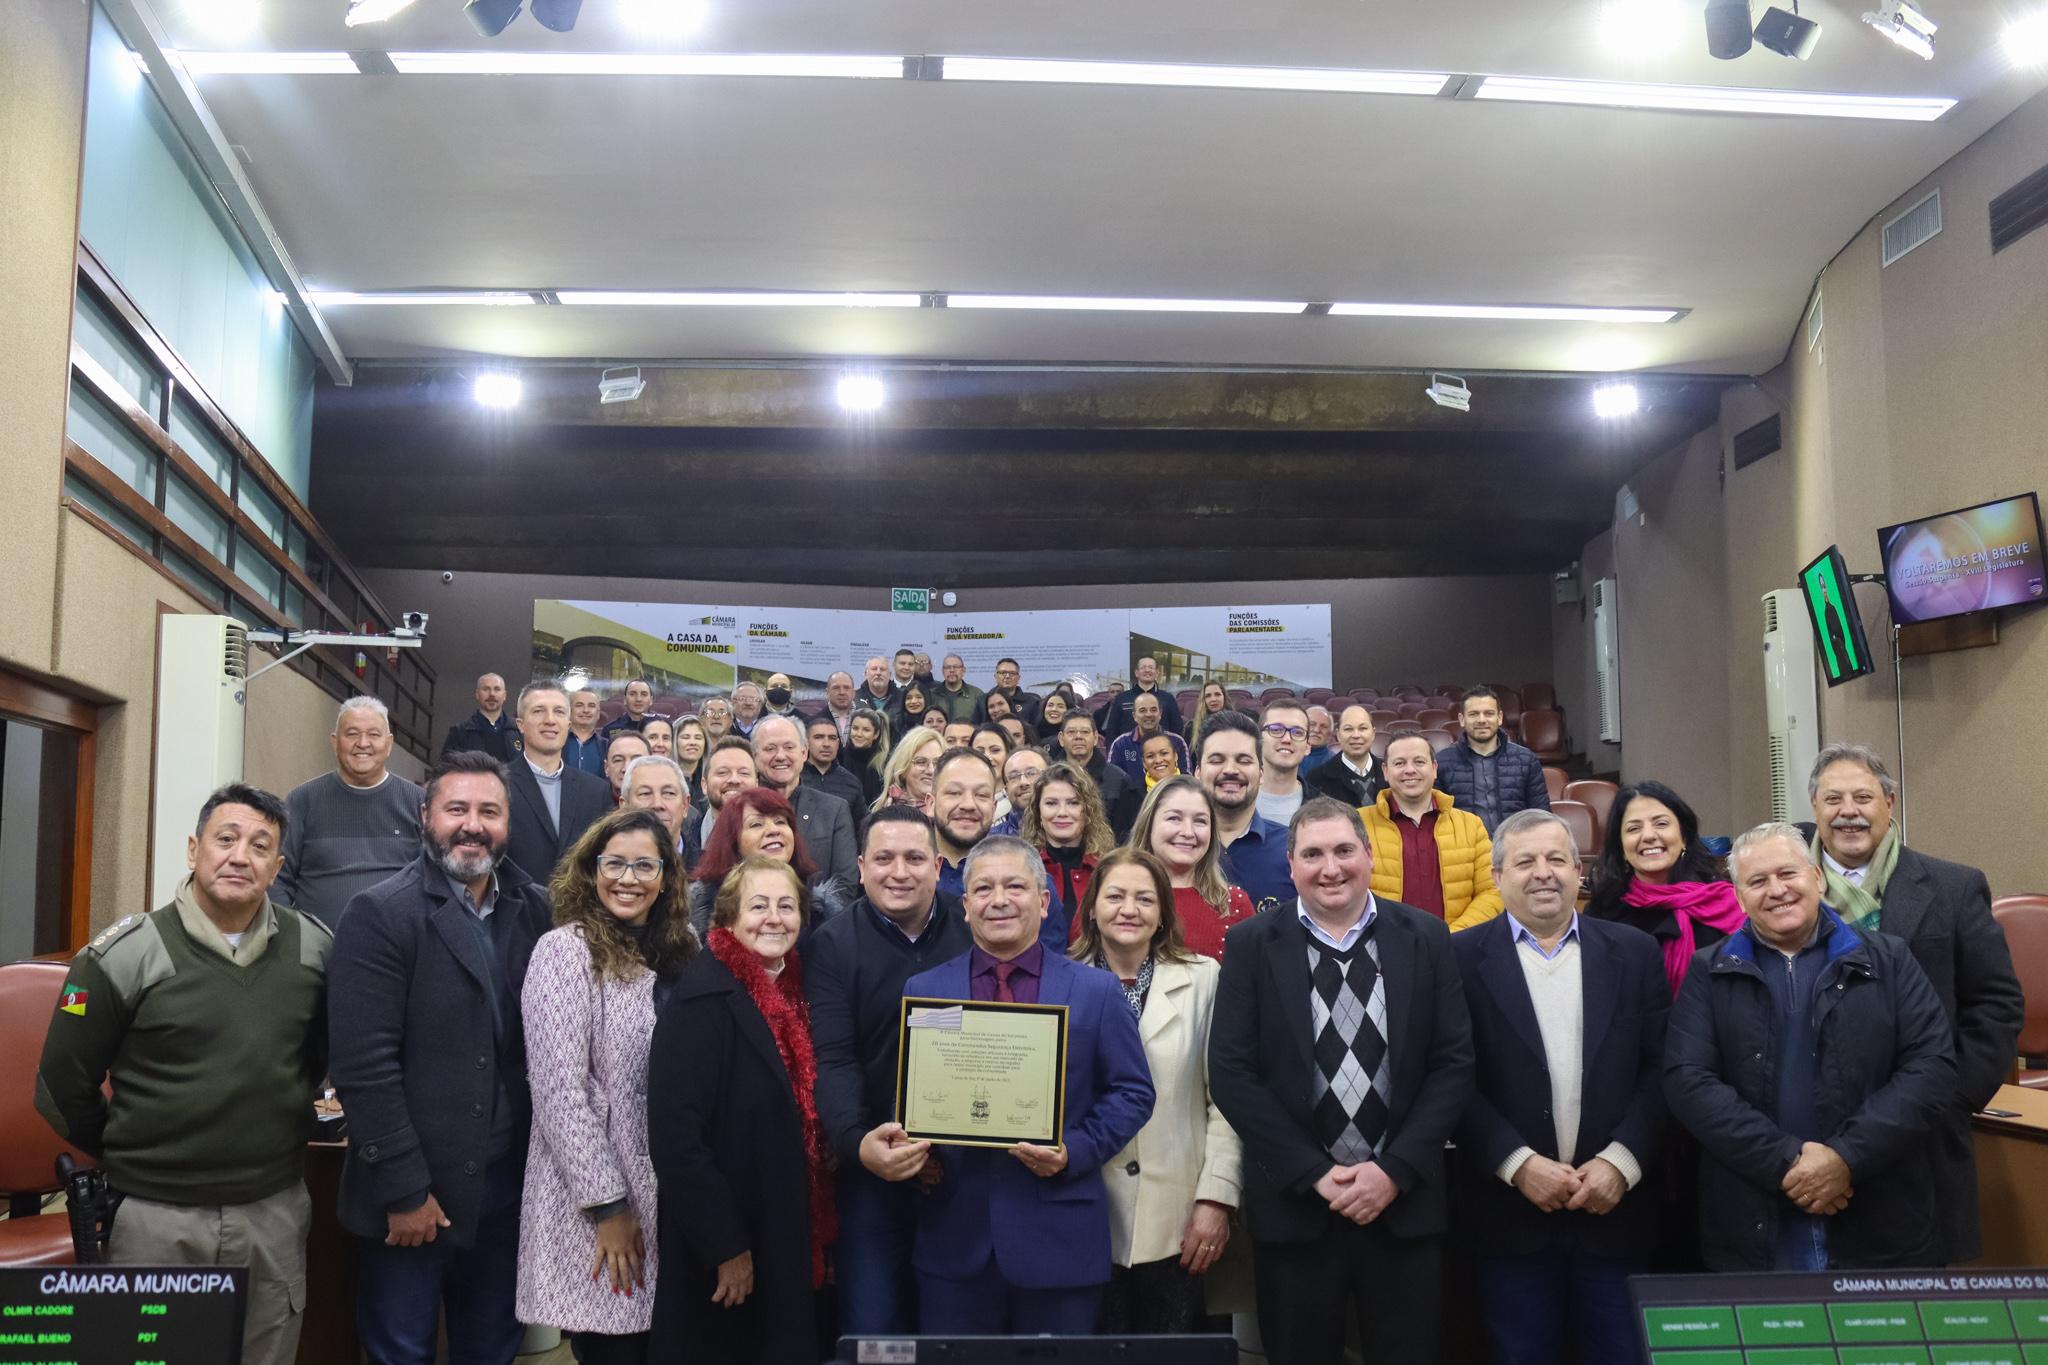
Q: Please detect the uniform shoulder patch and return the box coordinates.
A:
[85,914,146,955]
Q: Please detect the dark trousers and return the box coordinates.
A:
[1252,1222,1442,1365]
[1474,1246,1642,1365]
[917,1257,1102,1335]
[1100,1257,1207,1335]
[354,1158,524,1365]
[567,1331,648,1365]
[835,1169,918,1334]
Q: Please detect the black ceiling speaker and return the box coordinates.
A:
[463,0,522,37]
[532,0,582,32]
[1705,0,1755,57]
[1755,5,1822,57]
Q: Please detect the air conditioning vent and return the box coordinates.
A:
[1593,577,1621,744]
[1731,413,1782,471]
[1881,189,1942,267]
[222,621,249,680]
[1990,160,2048,254]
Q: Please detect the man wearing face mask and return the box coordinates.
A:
[328,751,554,1365]
[1796,743,2021,1265]
[762,672,803,722]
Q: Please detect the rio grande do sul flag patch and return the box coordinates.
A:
[59,983,88,1016]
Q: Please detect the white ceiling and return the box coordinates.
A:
[164,0,2048,374]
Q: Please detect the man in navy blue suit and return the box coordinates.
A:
[1453,809,1669,1365]
[898,834,1155,1334]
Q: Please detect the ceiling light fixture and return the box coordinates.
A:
[473,370,523,408]
[2000,11,2048,64]
[939,56,1451,96]
[1329,300,1681,323]
[385,51,904,77]
[307,290,536,305]
[836,375,885,413]
[1471,74,1951,120]
[1705,0,1755,58]
[1755,4,1822,58]
[945,295,1308,314]
[1592,382,1641,418]
[1424,374,1472,412]
[170,50,359,74]
[621,0,708,37]
[555,290,921,307]
[598,366,646,404]
[1861,0,1937,59]
[343,0,418,25]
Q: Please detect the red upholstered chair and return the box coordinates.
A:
[1348,688,1378,705]
[1521,708,1568,763]
[1542,766,1570,804]
[1563,779,1620,851]
[1991,896,2048,1088]
[1419,728,1457,754]
[1415,708,1453,730]
[1551,799,1599,864]
[1425,695,1458,712]
[1260,687,1295,703]
[1497,689,1524,726]
[1382,719,1422,735]
[1368,710,1401,729]
[1436,685,1467,701]
[1227,690,1256,707]
[1304,688,1337,706]
[1370,733,1391,762]
[1391,686,1425,700]
[1522,682,1558,712]
[0,960,98,1266]
[1397,701,1430,720]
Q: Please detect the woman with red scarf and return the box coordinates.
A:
[1585,780,1747,996]
[647,856,836,1364]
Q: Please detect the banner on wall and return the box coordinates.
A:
[531,599,1332,697]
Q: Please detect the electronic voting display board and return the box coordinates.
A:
[0,1265,244,1365]
[1634,1269,2048,1365]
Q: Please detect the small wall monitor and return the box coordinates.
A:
[1798,545,1876,687]
[1877,491,2047,626]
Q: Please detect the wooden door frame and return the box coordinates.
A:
[0,668,100,952]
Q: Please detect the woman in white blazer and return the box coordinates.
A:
[1070,847,1243,1333]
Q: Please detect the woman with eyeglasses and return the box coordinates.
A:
[871,728,943,817]
[518,809,696,1365]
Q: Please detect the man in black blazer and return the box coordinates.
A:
[327,750,553,1365]
[1209,797,1475,1365]
[804,808,971,1333]
[1454,809,1669,1365]
[1804,743,2023,1264]
[502,681,611,893]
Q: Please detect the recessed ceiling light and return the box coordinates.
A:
[1592,382,1641,417]
[621,0,707,38]
[385,51,903,77]
[555,290,922,307]
[473,371,523,408]
[2003,12,2048,64]
[344,0,419,25]
[836,375,885,413]
[1472,73,1952,120]
[181,0,259,40]
[1329,301,1681,323]
[940,56,1450,96]
[307,290,536,305]
[945,295,1308,314]
[1598,0,1694,56]
[172,51,359,75]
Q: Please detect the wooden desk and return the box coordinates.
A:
[1971,1083,2048,1266]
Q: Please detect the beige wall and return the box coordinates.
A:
[1567,86,2048,892]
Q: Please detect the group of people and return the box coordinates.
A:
[30,650,2027,1365]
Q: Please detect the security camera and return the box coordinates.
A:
[440,570,455,584]
[398,611,430,636]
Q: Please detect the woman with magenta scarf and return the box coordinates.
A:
[1585,780,1747,996]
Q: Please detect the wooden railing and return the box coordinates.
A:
[62,242,437,760]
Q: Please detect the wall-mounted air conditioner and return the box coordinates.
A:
[1593,577,1621,743]
[151,614,249,908]
[1761,589,1820,823]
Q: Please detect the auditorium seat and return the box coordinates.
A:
[1542,765,1570,803]
[1175,690,1198,713]
[1564,779,1620,850]
[1260,686,1295,702]
[1497,689,1524,726]
[1416,708,1453,730]
[1521,708,1568,763]
[1370,733,1391,762]
[1552,800,1599,864]
[1368,709,1400,728]
[1419,728,1457,754]
[1304,688,1337,706]
[0,960,97,1266]
[1435,685,1466,700]
[1396,701,1430,720]
[1522,682,1558,712]
[1382,719,1422,735]
[1348,688,1378,705]
[1391,686,1424,700]
[1991,895,2048,1088]
[1227,690,1256,707]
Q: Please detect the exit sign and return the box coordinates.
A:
[891,587,930,613]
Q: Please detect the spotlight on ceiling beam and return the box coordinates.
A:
[464,0,523,38]
[473,370,522,408]
[1424,373,1471,412]
[1705,0,1755,57]
[344,0,418,25]
[1862,0,1937,58]
[1755,4,1822,57]
[836,374,885,414]
[2007,12,2048,65]
[598,366,646,405]
[532,0,581,32]
[1592,382,1641,418]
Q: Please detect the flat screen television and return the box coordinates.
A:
[1797,545,1876,687]
[1876,491,2048,626]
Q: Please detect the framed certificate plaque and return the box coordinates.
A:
[894,997,1068,1149]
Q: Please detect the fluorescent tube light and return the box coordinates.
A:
[307,290,536,306]
[385,51,904,77]
[1328,301,1681,323]
[556,291,922,307]
[946,295,1309,314]
[940,56,1449,96]
[170,50,360,75]
[1472,73,1952,120]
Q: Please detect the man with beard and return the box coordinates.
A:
[697,737,759,848]
[328,751,553,1365]
[1199,710,1294,912]
[992,747,1047,837]
[929,748,1063,949]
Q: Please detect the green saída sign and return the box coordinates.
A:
[891,587,930,613]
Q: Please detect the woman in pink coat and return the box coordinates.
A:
[519,808,696,1365]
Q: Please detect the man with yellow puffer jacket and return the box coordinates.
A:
[1359,732,1505,932]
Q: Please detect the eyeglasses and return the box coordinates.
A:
[597,856,664,882]
[1263,723,1308,740]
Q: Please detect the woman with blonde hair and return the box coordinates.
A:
[1126,776,1256,962]
[519,808,696,1365]
[1070,847,1240,1334]
[870,727,943,816]
[1020,760,1115,938]
[1183,681,1230,751]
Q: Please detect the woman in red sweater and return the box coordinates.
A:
[1126,775,1255,961]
